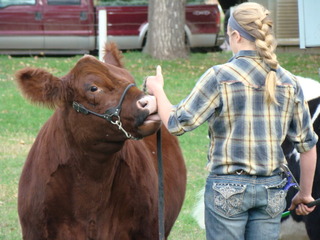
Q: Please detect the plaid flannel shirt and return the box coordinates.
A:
[167,50,318,175]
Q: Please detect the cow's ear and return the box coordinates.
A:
[103,42,124,68]
[15,67,66,108]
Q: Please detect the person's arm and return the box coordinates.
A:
[147,65,220,135]
[145,66,172,128]
[289,145,317,215]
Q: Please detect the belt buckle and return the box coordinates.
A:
[235,169,244,175]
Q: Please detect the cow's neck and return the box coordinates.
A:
[57,107,127,153]
[81,140,125,158]
[74,151,123,182]
[71,139,127,181]
[51,110,127,180]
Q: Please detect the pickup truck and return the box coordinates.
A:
[0,0,221,55]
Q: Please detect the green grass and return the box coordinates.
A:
[0,50,320,240]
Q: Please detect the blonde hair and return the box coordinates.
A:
[231,2,279,104]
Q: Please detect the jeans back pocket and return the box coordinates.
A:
[212,183,246,217]
[265,178,288,218]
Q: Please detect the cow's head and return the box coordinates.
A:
[15,43,161,146]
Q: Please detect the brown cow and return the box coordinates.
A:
[16,43,186,240]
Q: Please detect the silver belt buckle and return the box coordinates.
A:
[235,169,244,175]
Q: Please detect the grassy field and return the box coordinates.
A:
[0,49,320,240]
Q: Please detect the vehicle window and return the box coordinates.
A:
[0,0,35,8]
[47,0,81,5]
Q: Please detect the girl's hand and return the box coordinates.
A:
[288,192,316,215]
[146,65,164,95]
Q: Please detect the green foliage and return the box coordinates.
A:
[1,50,320,239]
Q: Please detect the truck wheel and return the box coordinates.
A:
[142,33,148,53]
[142,32,147,48]
[185,32,190,52]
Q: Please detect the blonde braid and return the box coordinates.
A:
[233,2,279,104]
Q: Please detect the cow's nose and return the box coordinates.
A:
[138,98,148,108]
[137,95,157,114]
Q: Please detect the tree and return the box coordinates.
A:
[145,0,188,60]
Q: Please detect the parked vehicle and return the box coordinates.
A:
[0,0,221,55]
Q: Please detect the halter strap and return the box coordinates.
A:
[72,83,140,140]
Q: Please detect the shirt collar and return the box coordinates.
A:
[228,50,259,62]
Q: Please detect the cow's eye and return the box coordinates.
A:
[90,86,98,92]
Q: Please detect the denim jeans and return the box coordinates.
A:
[205,173,287,240]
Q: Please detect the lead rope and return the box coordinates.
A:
[143,77,165,240]
[157,129,165,240]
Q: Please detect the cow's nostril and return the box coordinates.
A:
[138,95,157,114]
[138,99,148,108]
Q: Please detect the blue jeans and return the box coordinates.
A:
[205,174,287,240]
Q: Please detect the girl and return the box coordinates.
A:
[146,2,317,239]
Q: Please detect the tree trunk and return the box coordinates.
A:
[146,0,188,60]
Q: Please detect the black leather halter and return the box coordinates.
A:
[72,83,139,140]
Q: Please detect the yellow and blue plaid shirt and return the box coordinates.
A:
[167,50,318,176]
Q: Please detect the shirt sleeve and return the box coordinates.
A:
[167,67,221,136]
[287,81,318,152]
